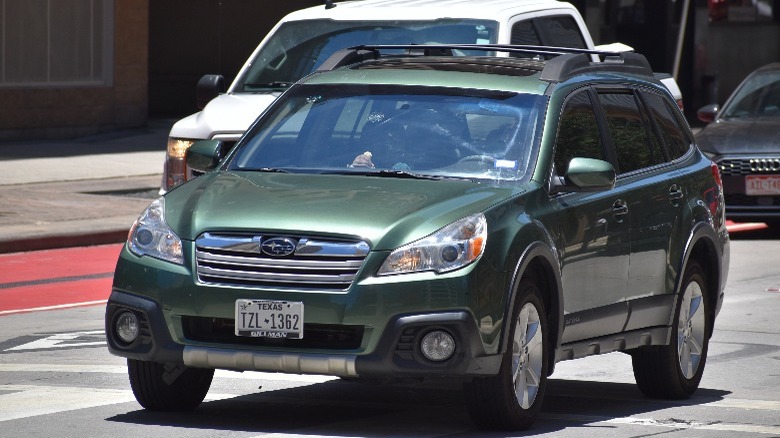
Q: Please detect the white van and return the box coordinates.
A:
[162,0,681,191]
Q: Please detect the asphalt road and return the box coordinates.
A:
[0,233,778,437]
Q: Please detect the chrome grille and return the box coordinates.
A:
[195,233,369,290]
[718,158,780,176]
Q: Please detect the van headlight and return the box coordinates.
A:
[128,197,184,265]
[378,214,487,275]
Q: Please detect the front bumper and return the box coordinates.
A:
[105,290,502,378]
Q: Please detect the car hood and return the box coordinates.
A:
[170,93,281,139]
[696,118,780,155]
[165,171,524,251]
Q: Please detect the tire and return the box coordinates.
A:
[127,359,214,411]
[464,277,549,431]
[632,261,711,399]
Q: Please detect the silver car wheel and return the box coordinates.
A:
[677,280,705,379]
[512,302,543,409]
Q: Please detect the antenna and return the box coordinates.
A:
[325,0,336,9]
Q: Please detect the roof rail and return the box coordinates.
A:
[317,44,654,82]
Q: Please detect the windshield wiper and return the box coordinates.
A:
[243,81,294,89]
[323,169,442,180]
[240,167,289,173]
[376,169,443,180]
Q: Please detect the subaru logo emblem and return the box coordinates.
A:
[261,237,297,257]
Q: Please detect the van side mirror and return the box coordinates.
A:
[196,74,226,110]
[186,140,224,174]
[551,157,616,194]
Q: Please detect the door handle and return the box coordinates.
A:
[612,199,628,221]
[669,184,684,205]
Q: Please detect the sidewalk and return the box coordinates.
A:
[0,119,174,253]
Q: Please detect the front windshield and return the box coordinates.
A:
[228,85,546,183]
[235,19,498,91]
[721,69,780,118]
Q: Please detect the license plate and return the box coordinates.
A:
[746,175,780,196]
[235,299,303,339]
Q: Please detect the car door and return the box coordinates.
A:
[550,88,632,344]
[594,89,686,331]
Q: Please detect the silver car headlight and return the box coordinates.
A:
[378,214,487,275]
[127,197,184,265]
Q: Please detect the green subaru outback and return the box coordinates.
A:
[106,45,729,430]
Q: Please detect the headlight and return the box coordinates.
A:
[165,138,196,190]
[378,214,487,275]
[128,197,184,265]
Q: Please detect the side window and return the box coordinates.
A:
[641,91,692,160]
[510,21,542,46]
[598,91,664,173]
[509,16,586,59]
[535,16,587,48]
[554,90,605,176]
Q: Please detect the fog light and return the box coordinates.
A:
[115,311,139,344]
[420,330,455,362]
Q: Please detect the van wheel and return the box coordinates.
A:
[464,277,548,430]
[127,359,214,411]
[632,261,710,399]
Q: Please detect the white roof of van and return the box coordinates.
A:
[284,0,578,22]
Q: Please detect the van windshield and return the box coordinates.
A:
[235,19,498,92]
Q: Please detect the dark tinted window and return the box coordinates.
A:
[554,91,604,175]
[538,16,587,48]
[598,92,664,173]
[642,91,691,160]
[510,21,542,46]
[510,16,586,59]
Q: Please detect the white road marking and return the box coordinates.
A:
[0,384,234,422]
[0,363,337,383]
[1,361,777,434]
[0,300,107,316]
[5,330,106,351]
[0,385,137,422]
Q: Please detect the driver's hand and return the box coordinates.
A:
[349,151,375,168]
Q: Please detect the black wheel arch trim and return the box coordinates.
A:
[671,221,727,338]
[502,240,563,375]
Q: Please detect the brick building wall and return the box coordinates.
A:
[0,0,149,141]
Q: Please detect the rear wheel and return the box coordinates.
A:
[127,359,214,411]
[464,277,549,430]
[632,261,711,399]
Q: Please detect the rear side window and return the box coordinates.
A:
[641,91,691,160]
[510,16,586,59]
[598,91,664,173]
[554,91,605,175]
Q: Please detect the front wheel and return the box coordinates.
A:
[631,261,711,399]
[464,277,549,430]
[127,359,214,411]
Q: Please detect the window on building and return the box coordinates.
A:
[0,0,113,87]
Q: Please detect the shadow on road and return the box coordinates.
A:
[106,377,731,436]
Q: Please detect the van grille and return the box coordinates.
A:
[195,233,369,290]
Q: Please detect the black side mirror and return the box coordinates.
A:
[196,75,226,110]
[186,140,224,174]
[697,103,719,124]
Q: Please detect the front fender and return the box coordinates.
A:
[502,237,563,375]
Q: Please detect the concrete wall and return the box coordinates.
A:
[0,0,149,141]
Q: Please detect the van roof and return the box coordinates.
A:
[284,0,579,22]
